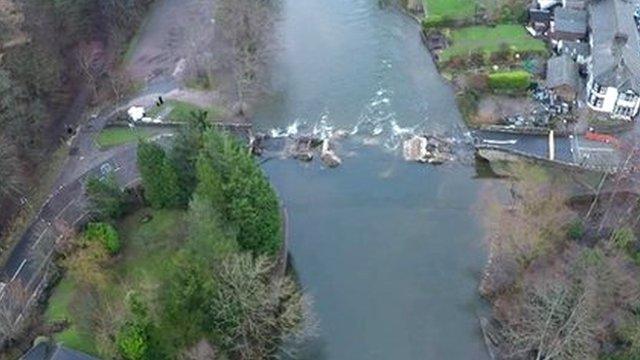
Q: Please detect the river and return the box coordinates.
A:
[254,0,492,359]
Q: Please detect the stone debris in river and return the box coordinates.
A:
[320,139,342,168]
[403,135,454,164]
[291,136,321,162]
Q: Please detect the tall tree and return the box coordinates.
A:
[86,173,129,220]
[137,141,180,209]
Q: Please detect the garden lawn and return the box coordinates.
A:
[114,208,188,287]
[423,0,476,20]
[96,127,160,149]
[440,25,547,62]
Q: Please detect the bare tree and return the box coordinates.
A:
[0,136,23,202]
[214,0,277,114]
[499,279,597,360]
[77,41,106,100]
[480,163,573,296]
[209,253,316,359]
[180,339,219,360]
[0,280,28,344]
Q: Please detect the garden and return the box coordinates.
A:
[43,113,312,359]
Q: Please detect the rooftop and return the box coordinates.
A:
[21,342,98,360]
[553,7,588,35]
[561,41,590,59]
[547,53,580,90]
[590,0,640,92]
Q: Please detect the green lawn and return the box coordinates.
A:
[115,209,187,287]
[147,100,223,123]
[43,209,187,356]
[440,25,547,62]
[423,0,476,20]
[45,278,97,355]
[96,127,159,149]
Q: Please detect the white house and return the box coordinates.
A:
[586,0,640,120]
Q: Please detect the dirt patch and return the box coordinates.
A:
[476,95,537,125]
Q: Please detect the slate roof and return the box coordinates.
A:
[561,41,591,59]
[553,7,588,35]
[547,53,580,90]
[590,0,640,92]
[21,342,98,360]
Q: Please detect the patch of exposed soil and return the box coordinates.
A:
[476,95,537,125]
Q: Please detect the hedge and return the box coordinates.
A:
[85,222,121,255]
[488,71,531,92]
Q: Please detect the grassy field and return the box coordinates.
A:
[44,209,187,355]
[95,127,160,149]
[422,0,476,20]
[147,100,222,123]
[440,25,547,62]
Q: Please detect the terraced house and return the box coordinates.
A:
[587,0,640,120]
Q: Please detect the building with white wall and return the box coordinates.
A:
[587,0,640,120]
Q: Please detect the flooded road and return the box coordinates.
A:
[255,0,492,358]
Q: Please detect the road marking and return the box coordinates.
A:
[56,198,77,219]
[11,259,27,282]
[72,213,89,226]
[31,228,50,250]
[579,147,615,152]
[124,178,141,189]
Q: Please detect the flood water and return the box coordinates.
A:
[255,1,492,358]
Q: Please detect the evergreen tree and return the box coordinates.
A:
[169,111,211,205]
[196,129,281,255]
[137,141,165,208]
[86,173,128,220]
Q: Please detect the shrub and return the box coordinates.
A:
[456,90,480,124]
[85,222,121,255]
[613,227,637,253]
[422,15,454,29]
[467,74,489,92]
[568,220,585,240]
[488,71,531,92]
[116,321,150,360]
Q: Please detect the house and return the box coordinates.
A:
[563,0,586,10]
[547,54,581,101]
[558,40,590,64]
[529,0,561,31]
[21,341,98,360]
[551,7,588,41]
[586,0,640,120]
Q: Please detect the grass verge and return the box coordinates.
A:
[95,127,159,149]
[147,100,222,123]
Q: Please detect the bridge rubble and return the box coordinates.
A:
[403,135,455,164]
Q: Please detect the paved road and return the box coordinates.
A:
[1,143,140,285]
[474,130,620,170]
